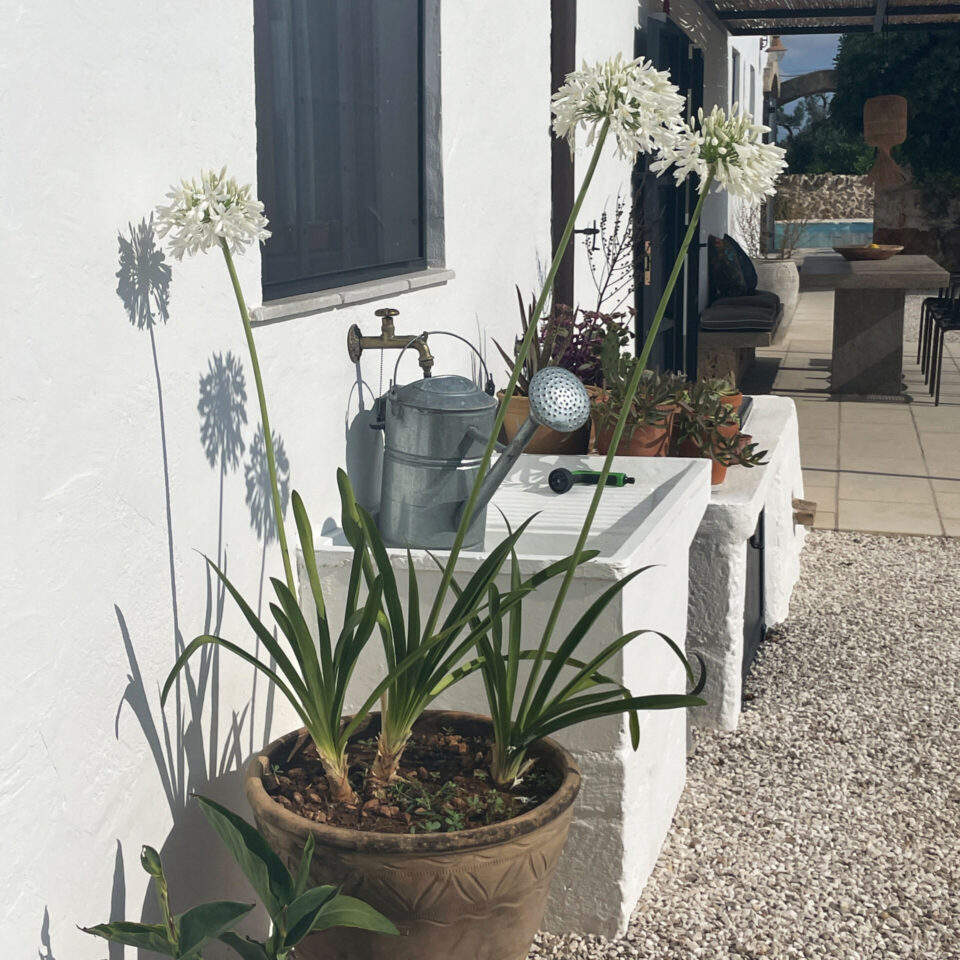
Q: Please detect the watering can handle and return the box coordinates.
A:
[392,331,493,391]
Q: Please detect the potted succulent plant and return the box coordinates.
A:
[157,56,784,960]
[697,375,743,414]
[675,382,767,485]
[591,331,686,456]
[493,290,630,454]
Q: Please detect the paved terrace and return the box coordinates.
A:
[743,289,960,536]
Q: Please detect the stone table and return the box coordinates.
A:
[800,254,950,396]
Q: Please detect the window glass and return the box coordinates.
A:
[254,0,425,299]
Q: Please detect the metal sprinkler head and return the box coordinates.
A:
[526,366,591,433]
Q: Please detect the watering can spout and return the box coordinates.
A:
[461,367,591,525]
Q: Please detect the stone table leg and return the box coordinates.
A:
[831,287,906,396]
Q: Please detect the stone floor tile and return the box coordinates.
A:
[801,445,840,470]
[798,426,840,448]
[942,518,960,536]
[836,499,943,536]
[839,402,915,425]
[934,490,960,519]
[837,472,934,505]
[838,434,922,460]
[835,454,921,476]
[923,452,960,478]
[912,408,960,433]
[931,477,960,492]
[918,431,960,454]
[802,483,837,513]
[812,510,836,530]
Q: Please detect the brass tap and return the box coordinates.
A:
[347,308,435,377]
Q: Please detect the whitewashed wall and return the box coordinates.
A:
[1,1,765,954]
[0,2,552,955]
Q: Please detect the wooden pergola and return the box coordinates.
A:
[706,0,960,35]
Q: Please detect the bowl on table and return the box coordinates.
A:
[833,244,904,261]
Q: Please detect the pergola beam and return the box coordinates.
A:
[874,0,889,31]
[725,18,960,35]
[716,4,960,21]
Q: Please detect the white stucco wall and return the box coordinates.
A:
[1,1,770,953]
[1,2,553,954]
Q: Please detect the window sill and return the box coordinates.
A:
[251,267,456,326]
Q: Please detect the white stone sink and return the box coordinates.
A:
[305,453,711,938]
[319,454,707,571]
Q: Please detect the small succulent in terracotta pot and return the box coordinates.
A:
[676,383,767,484]
[592,331,686,456]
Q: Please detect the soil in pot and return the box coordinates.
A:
[263,723,559,834]
[246,712,581,960]
[499,391,590,454]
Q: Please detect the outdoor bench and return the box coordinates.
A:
[697,289,784,384]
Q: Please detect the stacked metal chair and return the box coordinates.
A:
[919,272,960,406]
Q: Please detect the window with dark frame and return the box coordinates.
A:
[254,0,427,301]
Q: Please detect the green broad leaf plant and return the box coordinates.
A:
[81,796,396,959]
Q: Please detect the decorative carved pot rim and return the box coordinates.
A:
[244,710,582,856]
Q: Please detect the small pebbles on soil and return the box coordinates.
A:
[530,531,960,959]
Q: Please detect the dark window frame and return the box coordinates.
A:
[253,0,444,302]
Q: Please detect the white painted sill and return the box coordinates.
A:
[250,267,455,326]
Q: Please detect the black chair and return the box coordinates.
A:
[930,294,960,406]
[920,272,960,381]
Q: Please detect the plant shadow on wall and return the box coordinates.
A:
[112,215,289,939]
[37,906,57,960]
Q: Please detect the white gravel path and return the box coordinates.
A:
[531,530,960,959]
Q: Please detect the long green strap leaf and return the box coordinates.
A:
[522,566,653,723]
[161,635,307,729]
[291,491,336,684]
[204,558,308,702]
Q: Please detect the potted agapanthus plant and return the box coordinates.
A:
[158,55,784,960]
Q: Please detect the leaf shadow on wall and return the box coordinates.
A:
[38,906,56,960]
[110,216,275,952]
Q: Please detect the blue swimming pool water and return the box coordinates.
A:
[775,219,873,250]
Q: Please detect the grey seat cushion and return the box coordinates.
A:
[711,290,780,313]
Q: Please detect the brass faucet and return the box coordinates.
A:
[347,308,435,377]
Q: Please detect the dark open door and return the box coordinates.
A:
[634,19,703,375]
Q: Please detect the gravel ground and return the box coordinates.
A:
[531,530,960,959]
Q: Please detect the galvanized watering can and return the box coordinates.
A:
[378,365,591,551]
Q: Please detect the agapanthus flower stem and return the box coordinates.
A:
[516,170,714,727]
[220,240,295,596]
[421,120,611,642]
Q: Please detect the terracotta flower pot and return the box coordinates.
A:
[498,391,590,455]
[245,712,581,960]
[594,404,676,458]
[721,392,743,414]
[676,437,728,486]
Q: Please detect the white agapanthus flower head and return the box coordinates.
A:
[551,53,686,160]
[155,167,271,260]
[651,104,787,202]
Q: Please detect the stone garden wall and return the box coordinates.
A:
[874,183,960,274]
[776,173,874,220]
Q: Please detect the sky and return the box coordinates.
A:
[777,34,842,80]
